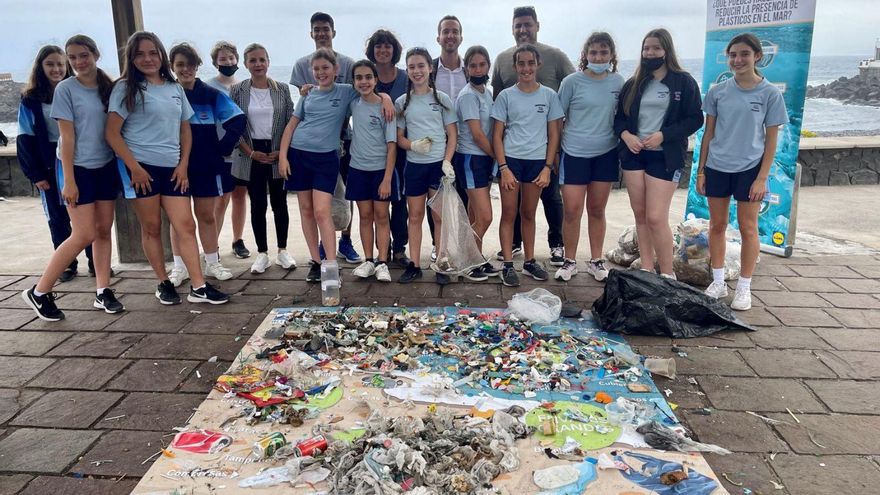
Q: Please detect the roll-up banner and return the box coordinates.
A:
[685,0,818,257]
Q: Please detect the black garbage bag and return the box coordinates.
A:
[591,269,755,338]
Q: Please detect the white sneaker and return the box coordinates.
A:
[704,280,729,299]
[250,252,271,274]
[554,259,578,281]
[731,287,752,311]
[660,273,677,281]
[353,260,376,279]
[205,261,233,281]
[375,263,391,282]
[431,246,437,263]
[275,250,297,270]
[586,259,610,281]
[169,265,189,287]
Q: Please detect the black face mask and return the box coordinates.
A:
[641,57,665,72]
[218,64,239,77]
[469,74,490,86]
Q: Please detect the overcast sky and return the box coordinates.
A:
[2,0,877,77]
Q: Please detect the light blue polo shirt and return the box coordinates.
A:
[109,80,194,166]
[455,84,493,156]
[291,83,358,153]
[491,84,564,160]
[558,71,624,158]
[705,77,788,173]
[349,97,397,172]
[395,91,457,164]
[51,77,114,169]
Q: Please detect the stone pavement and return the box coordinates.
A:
[2,253,880,494]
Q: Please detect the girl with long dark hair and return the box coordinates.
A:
[16,45,93,283]
[22,36,122,321]
[106,31,229,306]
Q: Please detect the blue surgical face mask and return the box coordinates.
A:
[587,62,610,74]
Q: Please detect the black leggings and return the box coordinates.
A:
[247,139,288,253]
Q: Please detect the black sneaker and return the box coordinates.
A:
[155,280,181,305]
[501,265,520,287]
[392,251,412,269]
[94,288,125,314]
[495,246,523,261]
[481,262,500,277]
[232,239,251,259]
[22,287,65,321]
[523,259,549,281]
[188,283,230,305]
[399,262,423,283]
[59,268,76,283]
[549,246,565,267]
[435,272,451,285]
[464,266,488,282]
[306,260,322,283]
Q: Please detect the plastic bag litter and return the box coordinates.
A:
[591,269,754,338]
[606,226,640,267]
[331,175,351,231]
[606,247,640,267]
[428,176,486,276]
[617,451,720,495]
[636,421,731,454]
[508,288,562,324]
[675,218,743,285]
[619,225,640,254]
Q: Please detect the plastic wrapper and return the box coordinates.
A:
[428,176,487,276]
[591,269,754,338]
[618,225,640,254]
[331,175,351,231]
[508,288,562,325]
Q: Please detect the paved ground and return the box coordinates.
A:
[1,187,880,494]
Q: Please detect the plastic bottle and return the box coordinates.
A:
[321,260,340,306]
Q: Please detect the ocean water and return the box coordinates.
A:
[1,56,876,137]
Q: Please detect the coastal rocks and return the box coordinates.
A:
[799,148,880,186]
[0,80,25,123]
[807,74,880,107]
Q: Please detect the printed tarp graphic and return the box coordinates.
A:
[133,307,729,494]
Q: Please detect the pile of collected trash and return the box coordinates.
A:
[607,221,744,286]
[153,307,734,494]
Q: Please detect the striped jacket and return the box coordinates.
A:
[229,78,293,181]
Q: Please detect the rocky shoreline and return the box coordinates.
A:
[0,80,25,123]
[807,73,880,107]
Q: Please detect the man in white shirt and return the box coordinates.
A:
[433,15,467,100]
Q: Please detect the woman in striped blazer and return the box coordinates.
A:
[230,43,296,275]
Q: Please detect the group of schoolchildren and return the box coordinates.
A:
[17,7,787,324]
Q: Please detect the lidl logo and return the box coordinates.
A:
[772,231,785,246]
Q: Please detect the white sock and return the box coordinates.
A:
[173,255,185,269]
[712,267,725,284]
[205,252,219,263]
[737,277,752,291]
[33,288,46,297]
[194,284,206,290]
[96,288,107,296]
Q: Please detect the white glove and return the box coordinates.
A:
[442,159,455,179]
[410,137,432,155]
